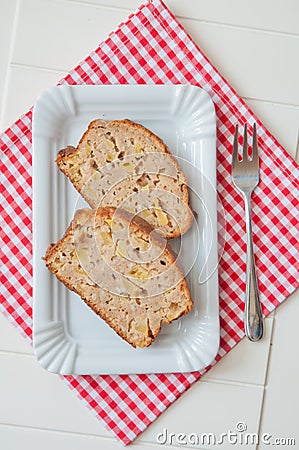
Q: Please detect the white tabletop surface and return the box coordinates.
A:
[0,1,298,449]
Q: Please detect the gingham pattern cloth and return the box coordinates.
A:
[1,0,299,445]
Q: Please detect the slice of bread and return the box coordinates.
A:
[44,207,193,348]
[56,119,192,238]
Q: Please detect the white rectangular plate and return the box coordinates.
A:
[32,84,219,375]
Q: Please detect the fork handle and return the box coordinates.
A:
[243,192,264,341]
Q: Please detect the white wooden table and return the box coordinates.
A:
[0,1,298,449]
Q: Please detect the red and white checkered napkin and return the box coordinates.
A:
[1,0,299,444]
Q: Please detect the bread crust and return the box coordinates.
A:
[44,206,193,348]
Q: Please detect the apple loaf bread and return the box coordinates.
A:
[44,207,193,348]
[56,119,192,238]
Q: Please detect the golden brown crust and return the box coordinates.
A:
[57,145,76,159]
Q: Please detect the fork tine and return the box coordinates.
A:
[242,123,248,161]
[252,123,259,164]
[232,124,239,168]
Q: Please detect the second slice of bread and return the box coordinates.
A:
[44,207,193,348]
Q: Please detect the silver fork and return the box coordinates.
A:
[232,123,264,342]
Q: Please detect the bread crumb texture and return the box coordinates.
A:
[56,119,192,238]
[44,207,193,348]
